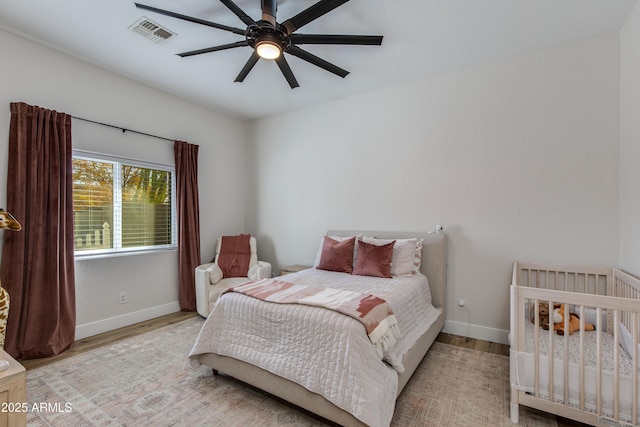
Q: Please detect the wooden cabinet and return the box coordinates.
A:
[0,349,26,427]
[279,265,311,276]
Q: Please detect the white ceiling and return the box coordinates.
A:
[0,0,636,120]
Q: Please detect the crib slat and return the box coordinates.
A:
[597,307,603,416]
[563,307,570,405]
[607,272,614,333]
[633,311,638,426]
[516,288,526,351]
[613,309,620,421]
[579,305,585,411]
[549,301,555,403]
[533,300,540,397]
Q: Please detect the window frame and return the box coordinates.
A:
[72,149,177,259]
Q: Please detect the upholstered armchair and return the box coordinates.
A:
[195,235,271,317]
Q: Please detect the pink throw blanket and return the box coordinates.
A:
[222,278,402,359]
[217,234,251,278]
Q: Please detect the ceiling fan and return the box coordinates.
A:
[134,0,383,88]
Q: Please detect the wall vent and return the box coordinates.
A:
[129,17,176,43]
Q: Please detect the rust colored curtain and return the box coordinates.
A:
[1,102,75,359]
[174,140,200,311]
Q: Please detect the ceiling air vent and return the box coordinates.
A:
[129,17,176,44]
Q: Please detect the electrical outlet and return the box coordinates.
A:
[119,292,127,304]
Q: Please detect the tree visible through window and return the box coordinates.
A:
[72,153,176,255]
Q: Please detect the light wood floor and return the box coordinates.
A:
[435,333,585,427]
[436,331,510,356]
[19,311,199,370]
[19,313,586,426]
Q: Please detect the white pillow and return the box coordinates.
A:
[313,234,362,268]
[363,236,418,276]
[206,263,223,284]
[413,238,424,274]
[619,321,640,368]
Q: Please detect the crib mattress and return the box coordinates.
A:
[512,321,639,422]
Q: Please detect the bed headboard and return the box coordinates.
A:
[326,230,447,312]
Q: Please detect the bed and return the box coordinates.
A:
[189,230,447,427]
[510,262,640,427]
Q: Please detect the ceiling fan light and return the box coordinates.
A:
[256,41,281,59]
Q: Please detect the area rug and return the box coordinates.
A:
[26,317,557,426]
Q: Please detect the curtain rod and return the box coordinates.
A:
[71,115,175,142]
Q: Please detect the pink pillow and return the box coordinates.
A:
[353,240,395,278]
[317,236,356,273]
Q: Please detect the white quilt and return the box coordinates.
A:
[189,268,441,427]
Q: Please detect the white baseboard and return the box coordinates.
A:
[443,319,509,345]
[75,301,181,340]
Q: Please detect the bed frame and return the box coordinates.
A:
[196,230,447,427]
[510,262,640,427]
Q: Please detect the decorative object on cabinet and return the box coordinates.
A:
[0,348,26,427]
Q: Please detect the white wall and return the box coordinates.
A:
[0,23,627,345]
[247,33,620,344]
[0,30,248,338]
[620,2,640,277]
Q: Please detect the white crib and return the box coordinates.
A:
[510,262,640,427]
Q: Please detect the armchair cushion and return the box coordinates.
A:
[206,263,223,284]
[248,261,271,281]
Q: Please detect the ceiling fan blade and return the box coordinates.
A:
[285,45,349,78]
[178,41,248,57]
[275,56,300,89]
[219,0,257,27]
[134,3,246,36]
[281,0,349,34]
[235,52,261,82]
[290,34,383,45]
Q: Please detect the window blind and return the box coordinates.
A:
[72,152,176,256]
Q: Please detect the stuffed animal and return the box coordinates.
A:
[530,302,554,330]
[552,304,596,335]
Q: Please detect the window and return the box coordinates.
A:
[72,151,177,256]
